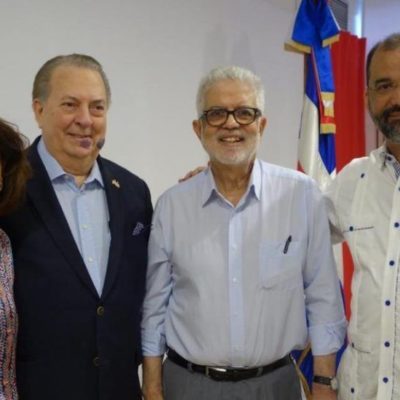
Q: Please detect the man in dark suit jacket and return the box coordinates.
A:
[0,54,152,400]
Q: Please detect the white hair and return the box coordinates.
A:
[195,66,265,116]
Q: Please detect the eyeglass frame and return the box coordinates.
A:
[200,107,262,127]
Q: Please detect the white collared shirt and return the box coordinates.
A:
[141,159,346,367]
[325,145,400,400]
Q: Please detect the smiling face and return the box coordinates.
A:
[192,79,266,168]
[368,47,400,144]
[33,65,108,172]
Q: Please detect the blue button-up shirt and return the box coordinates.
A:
[141,159,346,367]
[38,138,110,296]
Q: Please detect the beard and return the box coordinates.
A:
[372,104,400,143]
[201,132,260,166]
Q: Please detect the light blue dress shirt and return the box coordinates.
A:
[141,159,346,368]
[37,138,110,296]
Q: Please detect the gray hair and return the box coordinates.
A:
[196,66,265,116]
[366,32,400,85]
[32,53,111,105]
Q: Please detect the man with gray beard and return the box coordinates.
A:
[325,32,400,400]
[141,66,346,400]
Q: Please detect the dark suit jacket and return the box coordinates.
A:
[0,137,153,400]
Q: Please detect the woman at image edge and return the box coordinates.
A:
[0,118,30,399]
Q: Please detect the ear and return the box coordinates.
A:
[192,119,202,141]
[32,99,45,128]
[259,116,267,136]
[365,87,370,109]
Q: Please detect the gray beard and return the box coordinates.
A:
[373,105,400,144]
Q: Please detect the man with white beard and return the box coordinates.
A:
[141,66,346,400]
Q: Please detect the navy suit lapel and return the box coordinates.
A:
[99,159,124,299]
[28,140,99,298]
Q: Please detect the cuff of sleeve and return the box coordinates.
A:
[141,329,167,357]
[309,317,347,355]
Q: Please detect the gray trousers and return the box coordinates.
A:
[163,358,303,400]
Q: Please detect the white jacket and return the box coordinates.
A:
[325,146,400,400]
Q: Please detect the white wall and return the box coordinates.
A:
[1,0,303,201]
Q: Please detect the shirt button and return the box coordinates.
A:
[395,222,400,228]
[350,388,355,393]
[384,341,390,347]
[88,257,94,263]
[385,300,391,306]
[389,260,395,266]
[93,357,100,367]
[97,306,105,316]
[360,173,365,178]
[349,226,354,232]
[232,278,238,283]
[383,377,389,383]
[82,224,88,229]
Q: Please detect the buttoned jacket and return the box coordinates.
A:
[0,137,152,400]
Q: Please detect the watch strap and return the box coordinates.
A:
[313,375,333,385]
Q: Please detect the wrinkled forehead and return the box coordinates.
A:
[48,65,107,102]
[204,79,257,108]
[369,47,400,84]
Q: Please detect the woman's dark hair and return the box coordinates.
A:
[0,118,31,215]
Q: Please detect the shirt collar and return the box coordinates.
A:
[201,159,261,207]
[378,143,400,179]
[37,137,105,187]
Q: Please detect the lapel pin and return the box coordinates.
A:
[112,179,120,189]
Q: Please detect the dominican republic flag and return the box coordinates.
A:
[287,0,339,190]
[286,0,343,395]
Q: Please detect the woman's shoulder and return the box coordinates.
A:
[0,229,12,258]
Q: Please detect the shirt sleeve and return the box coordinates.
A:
[303,181,347,355]
[324,174,346,245]
[141,197,172,356]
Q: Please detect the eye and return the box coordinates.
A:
[375,81,395,93]
[90,103,106,116]
[208,109,227,119]
[235,108,254,118]
[61,101,76,110]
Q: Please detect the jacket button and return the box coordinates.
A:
[97,306,105,316]
[93,357,100,367]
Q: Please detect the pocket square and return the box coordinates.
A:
[132,222,145,236]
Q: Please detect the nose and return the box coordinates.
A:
[390,85,400,104]
[75,105,93,128]
[222,112,240,129]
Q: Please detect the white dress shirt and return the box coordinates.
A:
[325,145,400,400]
[142,159,346,368]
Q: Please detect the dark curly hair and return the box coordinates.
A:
[0,118,31,215]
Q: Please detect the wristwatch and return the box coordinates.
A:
[313,375,338,391]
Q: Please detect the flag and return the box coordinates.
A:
[286,0,343,394]
[287,0,339,190]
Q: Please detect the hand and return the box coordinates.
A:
[312,383,337,400]
[178,166,206,182]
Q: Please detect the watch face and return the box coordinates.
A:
[330,377,339,391]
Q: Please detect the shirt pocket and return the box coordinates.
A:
[348,331,372,354]
[259,239,302,289]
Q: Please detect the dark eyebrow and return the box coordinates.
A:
[61,96,78,102]
[373,78,393,85]
[91,99,106,105]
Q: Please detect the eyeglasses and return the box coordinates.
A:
[201,107,261,127]
[369,80,400,97]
